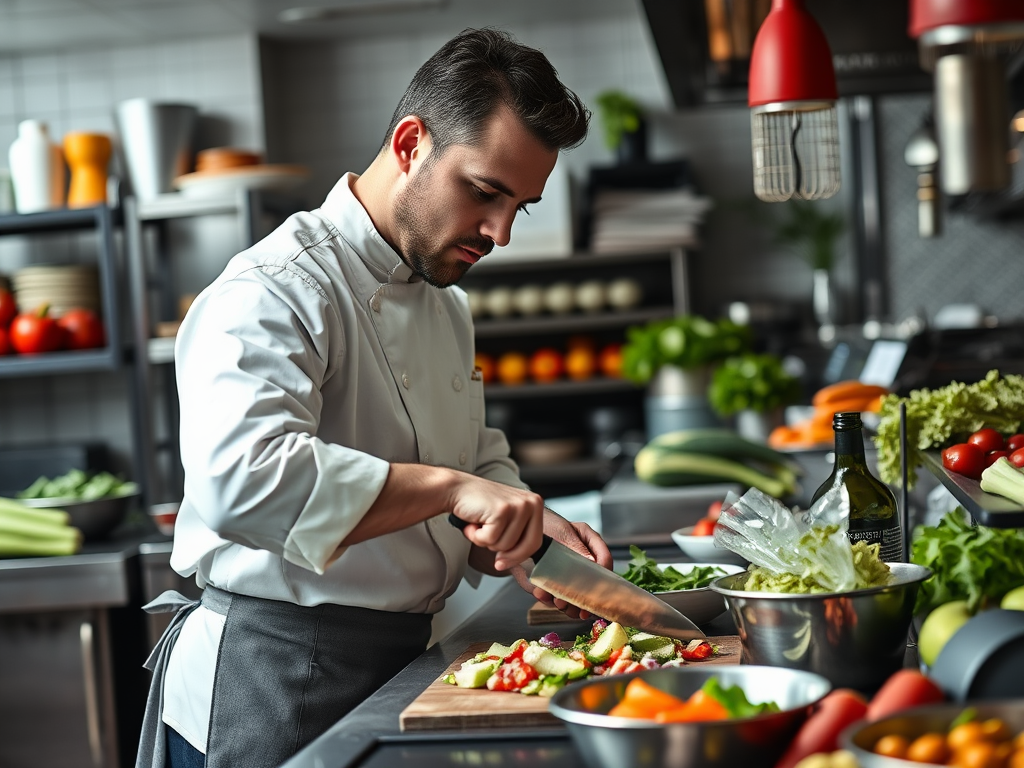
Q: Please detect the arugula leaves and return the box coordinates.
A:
[911,508,1024,614]
[621,545,726,592]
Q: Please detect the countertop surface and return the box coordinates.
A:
[281,543,736,768]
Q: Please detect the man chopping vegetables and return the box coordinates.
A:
[136,28,611,768]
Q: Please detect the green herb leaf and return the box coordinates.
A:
[701,676,780,718]
[620,545,726,592]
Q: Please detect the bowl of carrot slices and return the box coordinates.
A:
[548,665,831,768]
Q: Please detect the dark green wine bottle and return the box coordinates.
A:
[810,411,903,562]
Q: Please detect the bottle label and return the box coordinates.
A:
[847,526,903,562]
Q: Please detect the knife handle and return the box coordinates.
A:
[446,513,552,562]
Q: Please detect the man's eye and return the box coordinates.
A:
[471,186,496,202]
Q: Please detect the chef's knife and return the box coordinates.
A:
[447,513,705,642]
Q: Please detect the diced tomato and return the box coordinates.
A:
[607,656,636,676]
[622,661,644,674]
[968,427,1005,454]
[486,658,538,692]
[606,646,628,665]
[504,642,527,663]
[680,640,714,661]
[568,649,592,669]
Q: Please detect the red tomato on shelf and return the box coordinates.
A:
[56,308,105,350]
[1010,448,1024,469]
[0,288,16,327]
[986,450,1011,468]
[942,443,986,480]
[967,427,1005,454]
[0,326,10,355]
[9,305,63,354]
[1007,434,1024,452]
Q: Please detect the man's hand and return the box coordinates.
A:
[510,508,613,621]
[448,474,545,571]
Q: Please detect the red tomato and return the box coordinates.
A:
[942,443,986,480]
[56,308,105,350]
[692,517,716,536]
[1010,448,1024,469]
[968,427,1005,454]
[1007,434,1024,452]
[0,288,15,327]
[486,658,538,692]
[9,305,63,354]
[775,689,869,768]
[865,669,945,721]
[0,326,10,355]
[986,450,1011,468]
[706,500,724,521]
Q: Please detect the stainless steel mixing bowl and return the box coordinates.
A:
[20,487,139,540]
[549,665,831,768]
[709,562,932,692]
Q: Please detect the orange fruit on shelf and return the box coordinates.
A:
[599,343,623,378]
[474,352,496,384]
[564,345,596,380]
[496,351,529,386]
[529,348,564,383]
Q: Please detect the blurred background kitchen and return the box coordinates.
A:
[0,1,1022,766]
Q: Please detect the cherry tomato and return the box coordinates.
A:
[706,500,724,521]
[0,288,15,327]
[55,308,105,350]
[0,326,10,355]
[1010,448,1024,469]
[691,517,716,536]
[943,443,986,480]
[1008,435,1024,452]
[9,304,63,354]
[986,450,1011,468]
[968,428,1005,454]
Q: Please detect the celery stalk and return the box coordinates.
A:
[0,531,81,557]
[0,497,71,527]
[980,458,1024,506]
[0,513,80,545]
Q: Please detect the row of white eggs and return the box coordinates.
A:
[467,278,643,319]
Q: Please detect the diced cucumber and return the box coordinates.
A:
[538,674,568,698]
[520,678,543,696]
[453,659,500,688]
[585,622,629,664]
[644,643,678,662]
[484,639,523,659]
[522,645,587,678]
[628,632,673,653]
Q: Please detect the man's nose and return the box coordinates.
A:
[480,210,516,248]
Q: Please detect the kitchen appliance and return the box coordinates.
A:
[447,514,704,641]
[909,0,1024,197]
[114,99,198,200]
[748,0,841,202]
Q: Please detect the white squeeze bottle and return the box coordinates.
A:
[9,119,66,213]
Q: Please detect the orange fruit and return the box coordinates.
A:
[564,345,596,380]
[474,352,496,384]
[529,348,564,383]
[496,352,529,385]
[599,343,623,377]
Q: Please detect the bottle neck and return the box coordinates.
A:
[834,427,866,467]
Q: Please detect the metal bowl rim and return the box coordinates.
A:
[548,665,832,730]
[708,562,932,600]
[17,485,140,508]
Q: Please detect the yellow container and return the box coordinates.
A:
[63,132,112,208]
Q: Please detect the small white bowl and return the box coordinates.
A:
[671,525,749,566]
[652,562,747,625]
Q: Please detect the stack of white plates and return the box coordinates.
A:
[12,265,100,317]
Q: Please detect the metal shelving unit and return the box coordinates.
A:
[920,451,1024,528]
[0,205,122,378]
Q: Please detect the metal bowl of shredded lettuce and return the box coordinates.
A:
[709,562,931,692]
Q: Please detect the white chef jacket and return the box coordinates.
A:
[161,173,526,752]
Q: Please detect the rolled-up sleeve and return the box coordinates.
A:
[175,265,389,575]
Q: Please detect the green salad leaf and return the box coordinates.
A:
[872,370,1024,488]
[702,676,780,719]
[911,508,1024,614]
[621,545,726,592]
[708,353,801,417]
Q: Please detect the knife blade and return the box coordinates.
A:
[447,513,705,642]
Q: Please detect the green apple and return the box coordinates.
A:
[918,600,972,668]
[1001,585,1024,611]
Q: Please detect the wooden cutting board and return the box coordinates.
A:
[399,635,743,732]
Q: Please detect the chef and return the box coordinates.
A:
[136,27,611,768]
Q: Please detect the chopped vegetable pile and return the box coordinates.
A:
[911,508,1024,614]
[607,675,779,722]
[17,469,136,501]
[742,534,892,594]
[620,545,727,592]
[442,619,720,697]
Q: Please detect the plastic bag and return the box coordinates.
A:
[713,484,859,593]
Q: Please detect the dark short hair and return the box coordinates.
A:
[382,28,590,157]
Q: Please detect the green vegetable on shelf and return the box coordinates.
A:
[707,353,801,417]
[0,497,82,557]
[980,457,1024,506]
[17,469,134,501]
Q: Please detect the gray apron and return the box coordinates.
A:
[136,586,432,768]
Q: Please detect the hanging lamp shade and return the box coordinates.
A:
[748,0,841,202]
[909,0,1024,39]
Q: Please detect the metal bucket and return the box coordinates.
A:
[643,364,721,440]
[114,99,198,199]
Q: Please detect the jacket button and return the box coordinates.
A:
[402,372,410,388]
[452,376,462,391]
[459,452,467,465]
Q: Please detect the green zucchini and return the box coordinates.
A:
[648,428,801,487]
[635,445,791,497]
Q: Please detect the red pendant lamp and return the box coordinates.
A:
[748,0,841,202]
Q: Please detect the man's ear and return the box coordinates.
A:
[390,115,431,175]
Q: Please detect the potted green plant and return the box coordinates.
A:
[772,201,845,338]
[707,353,801,441]
[621,314,751,439]
[595,90,646,164]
